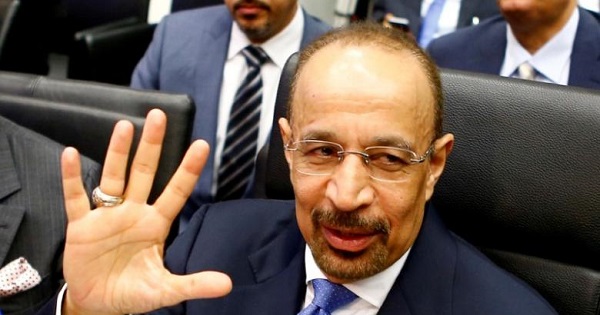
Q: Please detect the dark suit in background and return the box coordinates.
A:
[141,199,556,314]
[372,0,499,35]
[131,5,330,216]
[0,115,100,315]
[426,8,600,90]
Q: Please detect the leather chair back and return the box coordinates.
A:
[0,71,194,205]
[255,52,600,315]
[68,22,156,85]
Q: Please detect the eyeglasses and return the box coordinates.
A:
[284,140,435,182]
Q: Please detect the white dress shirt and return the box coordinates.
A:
[499,8,579,85]
[579,0,600,12]
[420,0,462,39]
[301,245,409,314]
[212,5,304,195]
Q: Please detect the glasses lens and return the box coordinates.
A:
[292,141,342,175]
[365,147,415,181]
[288,141,428,182]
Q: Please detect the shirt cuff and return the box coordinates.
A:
[55,283,68,315]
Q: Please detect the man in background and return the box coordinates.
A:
[0,115,99,315]
[131,0,330,229]
[373,0,498,47]
[427,0,600,89]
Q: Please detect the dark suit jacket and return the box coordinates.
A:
[130,5,330,219]
[427,8,600,89]
[35,199,557,314]
[144,199,556,314]
[372,0,499,36]
[0,115,100,315]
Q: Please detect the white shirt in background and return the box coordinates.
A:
[421,0,462,39]
[212,4,304,195]
[500,8,579,85]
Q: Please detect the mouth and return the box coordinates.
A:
[321,225,379,253]
[234,2,269,16]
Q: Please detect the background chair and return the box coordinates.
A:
[255,53,600,315]
[0,71,195,237]
[65,0,220,85]
[67,21,156,85]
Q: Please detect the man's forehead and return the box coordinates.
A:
[293,43,433,112]
[296,44,427,94]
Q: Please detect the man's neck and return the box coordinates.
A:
[508,3,577,54]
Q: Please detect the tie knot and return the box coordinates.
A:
[310,279,357,313]
[518,62,536,80]
[242,45,269,67]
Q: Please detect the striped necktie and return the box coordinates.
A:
[298,279,358,315]
[216,45,269,201]
[419,0,447,48]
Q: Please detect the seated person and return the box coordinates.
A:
[131,0,330,230]
[373,0,498,47]
[39,22,556,315]
[0,115,100,315]
[427,0,600,89]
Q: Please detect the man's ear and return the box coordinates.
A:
[425,133,454,200]
[279,117,293,165]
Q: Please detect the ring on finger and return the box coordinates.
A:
[92,187,124,208]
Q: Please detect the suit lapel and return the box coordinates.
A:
[187,214,308,314]
[300,9,324,47]
[379,205,457,315]
[474,18,507,74]
[220,249,306,314]
[191,9,233,200]
[569,8,600,88]
[0,133,25,265]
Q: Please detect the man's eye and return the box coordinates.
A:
[306,145,337,157]
[368,151,411,170]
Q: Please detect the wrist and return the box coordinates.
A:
[63,289,121,315]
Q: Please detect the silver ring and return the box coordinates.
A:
[92,187,124,208]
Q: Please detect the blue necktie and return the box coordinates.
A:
[216,45,269,201]
[298,279,358,315]
[419,0,446,48]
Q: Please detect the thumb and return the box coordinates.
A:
[165,271,232,303]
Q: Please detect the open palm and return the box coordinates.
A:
[60,109,232,315]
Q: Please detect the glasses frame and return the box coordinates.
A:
[284,139,436,182]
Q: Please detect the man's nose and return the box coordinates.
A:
[325,154,375,211]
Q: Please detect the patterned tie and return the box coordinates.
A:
[418,0,447,48]
[298,279,358,315]
[216,45,269,201]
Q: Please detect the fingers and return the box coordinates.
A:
[100,120,135,198]
[154,140,210,221]
[62,148,91,221]
[166,271,232,303]
[124,109,167,204]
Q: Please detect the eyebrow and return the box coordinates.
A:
[370,136,414,150]
[298,131,415,151]
[299,131,336,141]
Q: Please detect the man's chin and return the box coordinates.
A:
[311,242,388,282]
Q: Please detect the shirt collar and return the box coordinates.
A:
[304,245,409,309]
[501,8,579,83]
[228,3,304,68]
